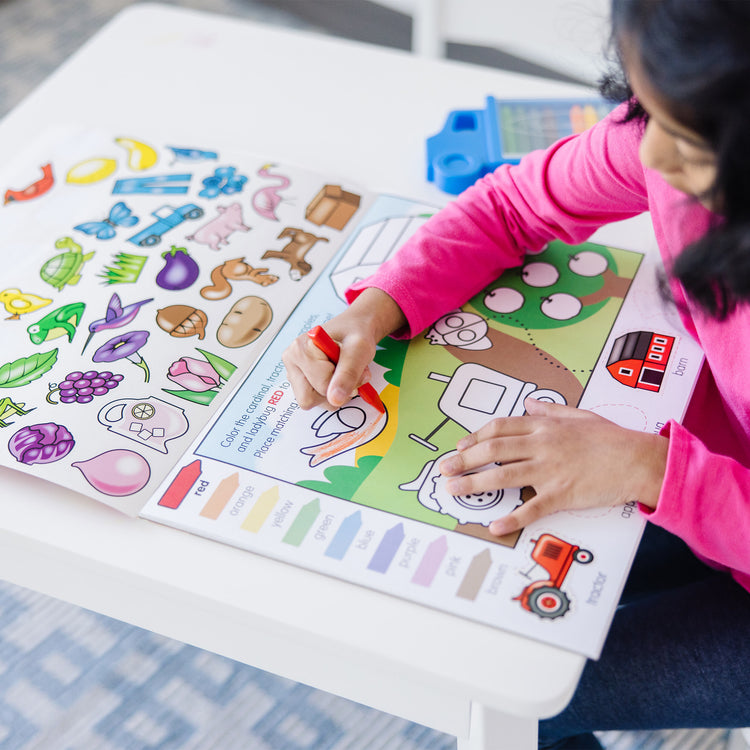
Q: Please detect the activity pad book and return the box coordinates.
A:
[0,131,703,658]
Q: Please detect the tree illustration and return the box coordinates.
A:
[472,240,635,330]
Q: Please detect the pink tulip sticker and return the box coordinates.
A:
[162,348,236,406]
[168,356,221,392]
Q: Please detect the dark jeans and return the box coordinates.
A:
[538,523,750,750]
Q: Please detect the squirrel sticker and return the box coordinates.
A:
[200,258,279,301]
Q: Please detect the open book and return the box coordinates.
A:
[0,132,703,657]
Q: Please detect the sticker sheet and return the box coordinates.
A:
[2,133,703,656]
[0,132,371,514]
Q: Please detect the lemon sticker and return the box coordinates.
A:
[66,157,117,184]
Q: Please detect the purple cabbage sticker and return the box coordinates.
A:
[9,422,75,465]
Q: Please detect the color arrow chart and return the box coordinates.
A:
[155,465,500,604]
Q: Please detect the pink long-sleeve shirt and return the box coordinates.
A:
[347,104,750,593]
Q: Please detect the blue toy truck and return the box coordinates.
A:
[128,203,204,247]
[426,96,615,195]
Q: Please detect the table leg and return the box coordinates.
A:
[412,0,444,58]
[458,701,538,750]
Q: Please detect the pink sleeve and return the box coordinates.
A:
[346,104,650,337]
[643,420,750,586]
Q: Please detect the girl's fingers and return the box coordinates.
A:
[489,494,554,536]
[523,397,590,419]
[282,334,336,409]
[456,415,534,451]
[327,335,373,408]
[443,458,533,496]
[443,435,533,476]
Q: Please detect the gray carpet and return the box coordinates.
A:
[0,1,738,747]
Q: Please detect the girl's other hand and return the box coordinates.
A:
[438,398,669,536]
[282,288,407,411]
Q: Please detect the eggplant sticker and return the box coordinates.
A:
[155,245,200,291]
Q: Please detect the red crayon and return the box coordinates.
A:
[158,459,202,509]
[307,325,385,413]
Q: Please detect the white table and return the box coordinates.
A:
[0,5,609,747]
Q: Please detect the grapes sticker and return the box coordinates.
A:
[46,370,124,405]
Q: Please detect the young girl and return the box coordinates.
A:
[283,0,750,745]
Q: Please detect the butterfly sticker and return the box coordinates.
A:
[74,201,139,240]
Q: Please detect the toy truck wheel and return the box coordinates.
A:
[574,548,594,564]
[185,208,204,220]
[139,235,161,247]
[528,586,570,618]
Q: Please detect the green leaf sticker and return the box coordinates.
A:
[0,350,58,388]
[195,348,237,382]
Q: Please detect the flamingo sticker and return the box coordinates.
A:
[251,163,291,221]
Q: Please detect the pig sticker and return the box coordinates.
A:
[98,396,189,453]
[186,203,250,251]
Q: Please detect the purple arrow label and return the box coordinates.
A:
[367,523,405,573]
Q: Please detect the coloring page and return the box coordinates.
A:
[142,195,703,657]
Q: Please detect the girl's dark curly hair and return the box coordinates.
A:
[600,0,750,318]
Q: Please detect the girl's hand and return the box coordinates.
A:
[438,398,669,536]
[282,287,407,411]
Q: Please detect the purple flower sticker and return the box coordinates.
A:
[9,422,75,465]
[93,330,150,381]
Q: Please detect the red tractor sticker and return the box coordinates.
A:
[515,533,593,619]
